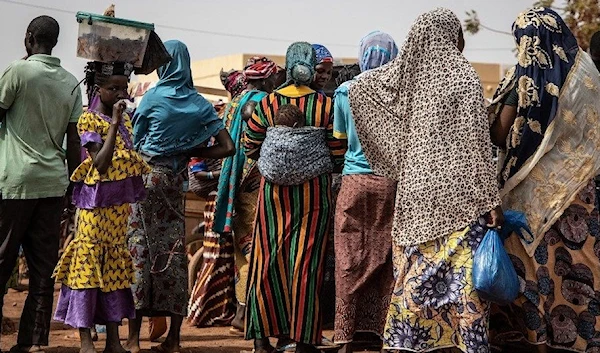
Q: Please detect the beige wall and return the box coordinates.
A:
[472,62,504,98]
[135,53,504,100]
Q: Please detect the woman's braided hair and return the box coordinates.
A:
[84,62,108,101]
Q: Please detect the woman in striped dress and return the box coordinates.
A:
[244,42,345,353]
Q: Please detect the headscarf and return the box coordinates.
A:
[312,44,333,64]
[213,59,278,233]
[244,57,278,81]
[133,40,223,156]
[489,7,600,254]
[349,8,500,246]
[220,69,247,98]
[281,42,317,87]
[491,7,578,188]
[359,31,399,72]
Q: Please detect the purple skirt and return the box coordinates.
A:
[54,285,135,328]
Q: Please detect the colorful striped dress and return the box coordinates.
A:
[244,85,344,345]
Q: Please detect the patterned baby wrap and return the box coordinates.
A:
[258,126,333,185]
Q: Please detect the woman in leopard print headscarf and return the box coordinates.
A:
[349,8,503,352]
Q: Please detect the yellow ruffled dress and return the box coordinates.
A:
[53,111,150,292]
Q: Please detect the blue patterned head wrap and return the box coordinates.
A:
[359,31,398,72]
[312,44,333,65]
[282,42,317,87]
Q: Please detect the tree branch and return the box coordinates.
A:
[479,24,513,36]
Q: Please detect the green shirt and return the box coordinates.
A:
[0,55,82,199]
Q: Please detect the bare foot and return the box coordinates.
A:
[151,341,181,353]
[103,343,128,353]
[2,317,16,335]
[79,345,96,353]
[251,349,273,353]
[123,340,141,353]
[252,339,275,353]
[148,317,168,342]
[9,345,45,353]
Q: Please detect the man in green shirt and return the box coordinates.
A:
[0,15,82,352]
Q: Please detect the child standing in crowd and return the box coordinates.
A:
[53,61,150,353]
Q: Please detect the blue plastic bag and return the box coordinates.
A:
[473,210,534,304]
[472,228,520,304]
[499,210,534,243]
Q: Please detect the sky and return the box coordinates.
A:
[0,0,566,82]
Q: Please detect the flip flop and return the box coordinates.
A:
[316,336,340,351]
[276,343,295,352]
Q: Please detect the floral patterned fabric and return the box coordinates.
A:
[384,218,490,352]
[490,179,600,353]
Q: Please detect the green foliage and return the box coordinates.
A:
[464,10,481,35]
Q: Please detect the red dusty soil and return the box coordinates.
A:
[2,286,382,353]
[1,286,252,353]
[1,285,556,353]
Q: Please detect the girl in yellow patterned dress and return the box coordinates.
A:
[53,62,150,353]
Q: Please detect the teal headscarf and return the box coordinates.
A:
[133,40,223,156]
[280,42,317,87]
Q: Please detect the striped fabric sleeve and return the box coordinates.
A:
[324,96,345,166]
[244,96,269,158]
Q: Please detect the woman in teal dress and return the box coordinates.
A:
[212,57,280,333]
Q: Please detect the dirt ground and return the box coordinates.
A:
[2,286,549,353]
[0,285,253,353]
[1,286,382,353]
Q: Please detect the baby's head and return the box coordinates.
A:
[274,104,305,128]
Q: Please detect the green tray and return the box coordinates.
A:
[76,12,154,31]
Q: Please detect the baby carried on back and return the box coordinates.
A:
[258,104,334,185]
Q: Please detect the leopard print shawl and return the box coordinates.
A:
[348,8,501,246]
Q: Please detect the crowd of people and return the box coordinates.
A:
[1,5,600,353]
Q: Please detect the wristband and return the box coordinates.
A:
[207,171,214,180]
